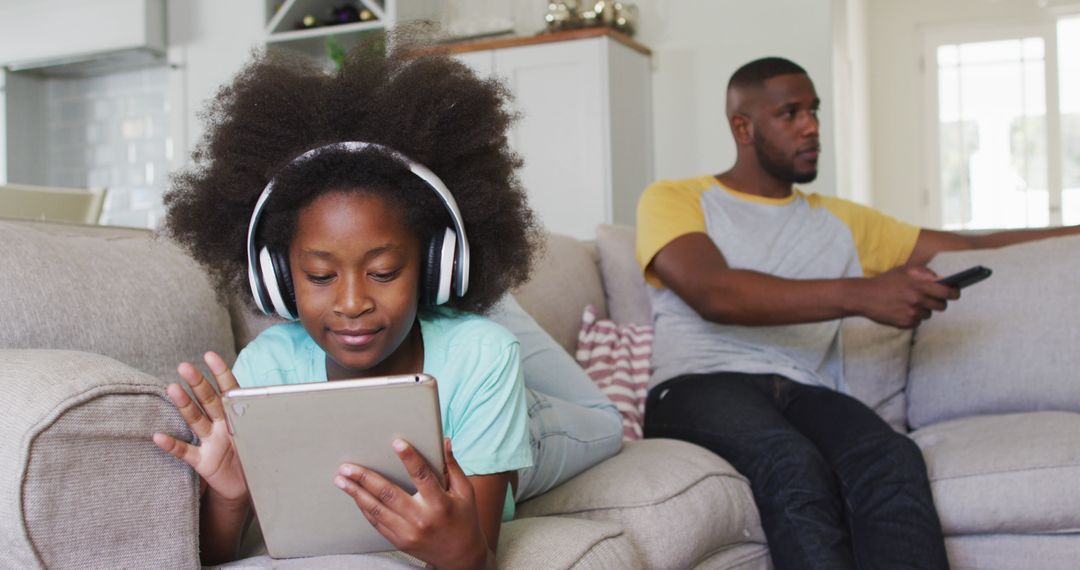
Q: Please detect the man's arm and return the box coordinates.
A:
[651,233,958,329]
[907,226,1080,267]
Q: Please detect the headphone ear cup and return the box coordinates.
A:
[423,227,457,306]
[422,229,444,306]
[251,248,273,316]
[268,248,298,319]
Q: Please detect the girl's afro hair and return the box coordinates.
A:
[163,29,543,315]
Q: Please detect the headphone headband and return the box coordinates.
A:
[246,141,471,317]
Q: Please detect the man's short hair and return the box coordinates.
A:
[728,57,807,90]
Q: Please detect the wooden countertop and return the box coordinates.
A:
[430,27,651,57]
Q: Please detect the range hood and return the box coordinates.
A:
[0,0,166,77]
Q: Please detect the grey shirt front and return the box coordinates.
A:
[638,177,919,392]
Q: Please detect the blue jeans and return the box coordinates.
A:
[515,386,624,501]
[644,372,948,570]
[489,294,624,501]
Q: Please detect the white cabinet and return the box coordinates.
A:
[452,30,653,240]
[0,0,166,72]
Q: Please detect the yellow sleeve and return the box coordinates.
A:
[636,177,711,287]
[813,195,921,277]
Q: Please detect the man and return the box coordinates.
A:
[636,57,1080,570]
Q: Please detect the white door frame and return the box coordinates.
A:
[921,20,1062,228]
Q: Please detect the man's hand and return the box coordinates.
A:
[853,266,959,328]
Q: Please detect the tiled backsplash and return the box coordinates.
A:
[45,66,172,228]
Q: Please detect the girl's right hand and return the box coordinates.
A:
[153,351,249,504]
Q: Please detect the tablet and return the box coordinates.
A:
[222,374,446,559]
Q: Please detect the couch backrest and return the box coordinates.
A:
[69,212,1068,433]
[908,235,1080,429]
[0,218,236,382]
[511,233,608,354]
[211,220,916,433]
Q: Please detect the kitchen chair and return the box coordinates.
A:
[0,183,107,224]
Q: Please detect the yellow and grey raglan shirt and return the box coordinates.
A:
[636,175,920,392]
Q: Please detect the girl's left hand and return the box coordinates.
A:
[335,438,491,570]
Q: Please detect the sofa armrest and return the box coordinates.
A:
[0,350,199,569]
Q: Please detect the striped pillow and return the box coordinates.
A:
[575,304,654,440]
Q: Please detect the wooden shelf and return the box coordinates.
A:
[432,27,651,58]
[263,0,440,59]
[265,0,387,36]
[265,19,383,44]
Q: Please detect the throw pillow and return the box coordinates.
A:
[841,317,912,433]
[575,304,654,440]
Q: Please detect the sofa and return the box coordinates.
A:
[1,217,1078,569]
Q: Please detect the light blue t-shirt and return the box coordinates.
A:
[232,311,533,521]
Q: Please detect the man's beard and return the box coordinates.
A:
[754,135,818,184]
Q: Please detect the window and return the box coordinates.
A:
[928,17,1080,229]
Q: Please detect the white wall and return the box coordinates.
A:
[166,0,266,168]
[4,1,856,209]
[455,0,842,196]
[173,0,844,198]
[866,0,1070,227]
[0,1,264,193]
[832,0,872,204]
[635,0,838,195]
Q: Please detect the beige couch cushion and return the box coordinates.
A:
[841,317,912,433]
[513,233,607,354]
[912,411,1080,536]
[0,219,236,381]
[228,294,285,351]
[693,543,772,570]
[908,235,1080,429]
[516,439,765,570]
[496,517,640,569]
[945,534,1080,570]
[0,350,199,569]
[220,517,639,569]
[595,224,652,326]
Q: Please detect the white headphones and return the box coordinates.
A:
[246,141,471,320]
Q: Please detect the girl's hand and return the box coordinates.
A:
[153,352,248,504]
[335,438,492,570]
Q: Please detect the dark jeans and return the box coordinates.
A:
[644,372,949,570]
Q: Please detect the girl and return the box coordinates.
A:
[151,34,622,567]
